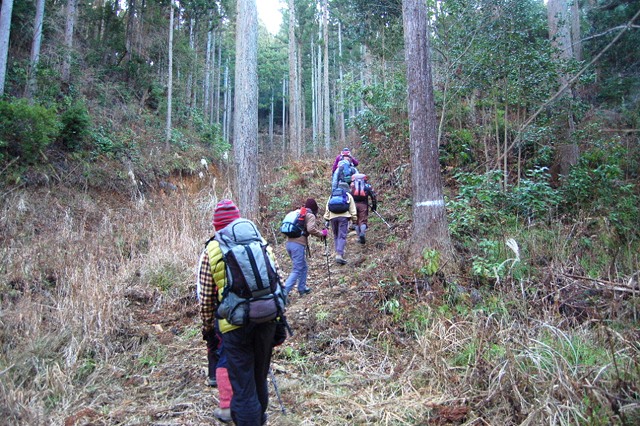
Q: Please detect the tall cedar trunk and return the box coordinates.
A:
[288,0,301,158]
[165,3,174,152]
[282,75,286,151]
[25,0,45,101]
[402,0,452,263]
[204,23,212,117]
[311,38,317,149]
[571,0,582,62]
[0,0,13,96]
[233,0,259,220]
[337,21,345,145]
[62,0,78,84]
[186,17,194,113]
[215,33,222,124]
[322,0,331,155]
[548,0,579,177]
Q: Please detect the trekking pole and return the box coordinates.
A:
[323,236,333,288]
[269,368,286,415]
[373,210,394,230]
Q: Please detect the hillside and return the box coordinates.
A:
[1,139,639,425]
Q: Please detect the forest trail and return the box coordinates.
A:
[80,227,397,426]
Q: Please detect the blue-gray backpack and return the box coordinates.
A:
[328,187,350,213]
[214,218,287,325]
[280,207,307,238]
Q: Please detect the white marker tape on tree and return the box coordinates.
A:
[415,200,445,207]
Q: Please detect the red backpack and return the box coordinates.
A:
[351,174,368,202]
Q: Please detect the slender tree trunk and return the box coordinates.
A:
[25,0,45,101]
[311,38,317,150]
[186,17,194,114]
[322,0,331,155]
[165,3,174,152]
[282,75,286,153]
[234,0,259,220]
[269,93,274,147]
[288,0,301,158]
[0,0,13,96]
[402,0,452,263]
[204,22,212,118]
[223,62,230,141]
[571,0,582,62]
[337,21,345,145]
[215,33,222,124]
[62,0,78,84]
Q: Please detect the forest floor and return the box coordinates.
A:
[3,151,639,426]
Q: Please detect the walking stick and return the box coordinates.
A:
[373,210,394,230]
[269,368,286,415]
[323,236,333,288]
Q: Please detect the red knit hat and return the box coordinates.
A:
[213,199,240,230]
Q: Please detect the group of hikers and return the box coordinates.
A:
[195,148,378,425]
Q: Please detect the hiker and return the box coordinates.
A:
[282,198,328,297]
[350,173,377,244]
[332,147,359,173]
[331,156,358,190]
[197,279,233,422]
[197,199,285,426]
[324,183,357,264]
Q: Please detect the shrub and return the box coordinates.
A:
[0,99,59,165]
[59,101,92,151]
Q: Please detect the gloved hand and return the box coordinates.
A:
[202,326,220,349]
[372,204,377,212]
[322,229,328,237]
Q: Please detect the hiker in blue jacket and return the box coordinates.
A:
[283,198,327,297]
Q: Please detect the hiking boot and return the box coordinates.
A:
[213,407,232,422]
[335,254,348,265]
[299,287,312,296]
[359,235,366,244]
[208,377,217,387]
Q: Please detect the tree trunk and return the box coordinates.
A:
[62,0,78,84]
[233,0,259,221]
[571,0,582,62]
[282,75,286,153]
[322,0,331,155]
[25,0,45,101]
[165,2,174,152]
[288,0,301,158]
[402,0,452,264]
[337,21,345,145]
[0,0,12,96]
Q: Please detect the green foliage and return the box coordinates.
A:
[0,99,60,165]
[419,249,440,276]
[60,101,93,152]
[560,143,640,246]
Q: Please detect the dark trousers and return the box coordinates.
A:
[224,322,276,426]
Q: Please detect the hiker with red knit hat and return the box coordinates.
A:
[197,199,284,425]
[332,147,359,173]
[281,198,327,297]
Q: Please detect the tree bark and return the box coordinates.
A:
[165,2,174,152]
[322,0,331,155]
[62,0,78,84]
[24,0,45,100]
[288,0,301,158]
[233,0,259,221]
[402,0,452,263]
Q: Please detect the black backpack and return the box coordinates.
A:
[328,187,350,213]
[280,207,307,238]
[214,219,287,326]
